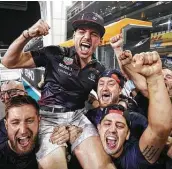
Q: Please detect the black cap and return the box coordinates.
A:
[99,69,127,88]
[72,12,105,38]
[98,104,131,128]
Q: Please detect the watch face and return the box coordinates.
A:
[122,25,152,55]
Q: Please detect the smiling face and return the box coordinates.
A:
[5,104,40,155]
[97,113,130,158]
[0,81,26,103]
[73,27,101,62]
[97,77,121,107]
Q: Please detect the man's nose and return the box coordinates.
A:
[4,93,10,101]
[109,124,117,133]
[102,84,108,91]
[84,31,91,39]
[19,123,27,134]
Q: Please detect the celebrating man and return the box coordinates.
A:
[2,12,115,169]
[97,52,172,169]
[0,95,40,169]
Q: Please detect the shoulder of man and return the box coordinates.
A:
[0,141,8,156]
[41,45,70,56]
[92,60,105,75]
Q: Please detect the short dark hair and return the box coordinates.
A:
[5,95,40,118]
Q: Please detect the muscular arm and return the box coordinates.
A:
[123,64,148,97]
[110,34,126,77]
[110,34,149,97]
[2,19,50,69]
[2,34,35,68]
[139,52,172,164]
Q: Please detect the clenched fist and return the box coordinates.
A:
[28,19,50,38]
[132,51,162,77]
[110,33,123,50]
[119,50,132,66]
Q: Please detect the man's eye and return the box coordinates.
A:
[11,122,19,125]
[78,30,85,34]
[104,122,111,126]
[109,83,115,86]
[10,93,17,96]
[99,83,104,86]
[166,75,172,79]
[116,124,124,129]
[92,32,99,37]
[27,119,34,124]
[9,90,17,96]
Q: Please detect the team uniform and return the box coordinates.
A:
[0,141,38,169]
[31,45,105,158]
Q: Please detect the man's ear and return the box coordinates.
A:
[4,118,8,130]
[73,32,76,39]
[99,38,103,46]
[38,115,41,123]
[119,86,122,94]
[126,129,130,140]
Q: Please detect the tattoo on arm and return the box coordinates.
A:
[142,145,160,161]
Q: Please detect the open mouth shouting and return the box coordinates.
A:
[80,42,91,54]
[17,135,31,148]
[106,136,118,150]
[13,133,34,155]
[101,92,112,105]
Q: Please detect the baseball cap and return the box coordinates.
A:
[99,69,127,88]
[72,12,105,38]
[98,104,131,128]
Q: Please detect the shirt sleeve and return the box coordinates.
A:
[129,112,148,139]
[127,141,157,169]
[31,45,64,67]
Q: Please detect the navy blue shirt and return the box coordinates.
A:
[31,46,105,110]
[113,137,161,169]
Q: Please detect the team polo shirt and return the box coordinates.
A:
[31,46,105,110]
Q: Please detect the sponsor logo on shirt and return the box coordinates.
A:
[58,63,72,76]
[59,63,72,71]
[63,57,74,65]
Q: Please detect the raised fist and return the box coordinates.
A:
[132,51,162,77]
[28,19,50,38]
[119,50,132,66]
[110,33,123,50]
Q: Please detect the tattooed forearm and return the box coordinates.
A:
[142,145,160,161]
